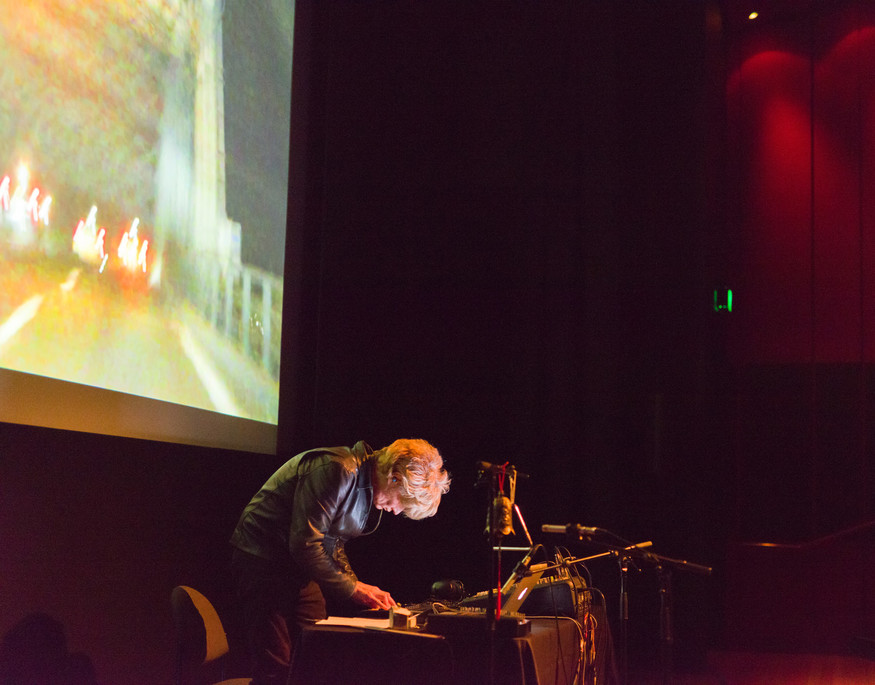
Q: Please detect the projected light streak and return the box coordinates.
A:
[26,189,40,223]
[0,177,9,211]
[138,240,149,273]
[59,269,81,293]
[118,217,149,274]
[38,196,51,226]
[0,295,44,354]
[0,163,52,253]
[0,270,82,354]
[73,206,108,268]
[177,323,240,416]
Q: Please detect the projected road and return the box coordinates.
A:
[0,257,277,421]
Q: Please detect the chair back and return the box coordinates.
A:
[171,585,230,667]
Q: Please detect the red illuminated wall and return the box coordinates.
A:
[721,3,875,651]
[727,5,875,365]
[724,2,875,541]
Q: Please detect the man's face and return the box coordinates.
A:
[375,474,404,515]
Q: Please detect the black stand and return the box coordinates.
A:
[612,542,710,685]
[476,461,528,684]
[619,552,631,685]
[542,527,712,685]
[657,565,673,685]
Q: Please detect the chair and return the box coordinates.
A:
[171,585,251,685]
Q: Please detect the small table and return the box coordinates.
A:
[287,616,583,685]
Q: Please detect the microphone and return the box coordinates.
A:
[486,494,515,537]
[541,523,601,536]
[511,546,537,577]
[501,545,540,593]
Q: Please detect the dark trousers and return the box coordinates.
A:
[230,548,326,685]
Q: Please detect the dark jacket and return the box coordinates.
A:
[229,441,380,599]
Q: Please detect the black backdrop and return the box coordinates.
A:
[286,0,725,671]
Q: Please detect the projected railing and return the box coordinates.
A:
[194,261,284,380]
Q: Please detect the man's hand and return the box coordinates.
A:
[351,581,397,610]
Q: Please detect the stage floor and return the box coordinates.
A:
[629,651,875,684]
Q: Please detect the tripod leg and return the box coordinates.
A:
[658,567,674,685]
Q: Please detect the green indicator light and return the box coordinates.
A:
[713,288,733,312]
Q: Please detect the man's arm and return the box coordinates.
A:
[332,539,396,608]
[287,459,396,609]
[288,460,360,598]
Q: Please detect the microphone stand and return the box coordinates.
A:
[543,527,711,685]
[555,541,653,685]
[613,543,710,685]
[619,550,631,685]
[482,476,498,685]
[476,461,527,684]
[657,565,673,685]
[477,461,529,622]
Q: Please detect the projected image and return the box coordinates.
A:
[0,1,293,425]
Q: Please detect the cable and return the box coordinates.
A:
[526,615,586,685]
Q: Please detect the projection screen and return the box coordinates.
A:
[0,0,296,454]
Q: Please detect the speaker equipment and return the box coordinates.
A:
[460,574,587,621]
[425,609,531,638]
[518,575,588,619]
